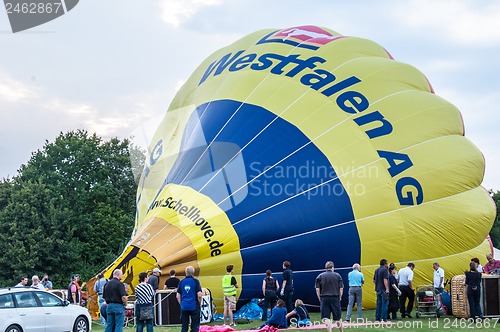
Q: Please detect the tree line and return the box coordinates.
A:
[0,130,142,288]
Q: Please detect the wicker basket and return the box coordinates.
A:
[450,274,469,318]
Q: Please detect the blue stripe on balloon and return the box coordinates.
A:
[168,100,360,306]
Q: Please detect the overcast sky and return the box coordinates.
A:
[1,0,499,190]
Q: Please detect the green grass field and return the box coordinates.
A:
[90,310,499,332]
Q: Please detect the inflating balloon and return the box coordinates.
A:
[87,25,495,313]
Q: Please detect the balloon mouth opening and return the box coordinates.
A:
[129,217,201,275]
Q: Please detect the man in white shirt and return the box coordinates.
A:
[398,263,415,318]
[15,276,28,287]
[433,262,444,294]
[31,275,45,290]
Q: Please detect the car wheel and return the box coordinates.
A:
[73,316,89,332]
[6,325,22,332]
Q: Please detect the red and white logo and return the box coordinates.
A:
[257,25,344,50]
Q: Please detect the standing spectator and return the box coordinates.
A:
[94,273,108,326]
[389,263,398,279]
[262,269,279,321]
[345,263,364,322]
[281,260,294,313]
[465,261,483,320]
[148,268,161,292]
[103,269,128,332]
[398,263,415,318]
[373,259,389,322]
[483,254,500,274]
[164,269,181,289]
[67,274,82,305]
[31,275,45,290]
[41,274,53,290]
[388,265,402,320]
[15,276,28,287]
[177,266,202,332]
[433,263,445,293]
[471,258,483,273]
[315,261,344,332]
[136,272,155,332]
[222,265,238,326]
[286,299,311,327]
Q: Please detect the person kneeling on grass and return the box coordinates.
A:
[286,299,311,327]
[260,299,288,329]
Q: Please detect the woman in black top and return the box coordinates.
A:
[262,270,279,321]
[388,265,401,320]
[465,261,483,320]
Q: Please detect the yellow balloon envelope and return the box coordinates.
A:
[87,26,495,313]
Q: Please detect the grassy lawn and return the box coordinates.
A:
[90,310,500,331]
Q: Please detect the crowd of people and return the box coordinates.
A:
[259,254,499,331]
[12,253,499,332]
[14,274,54,290]
[370,254,499,323]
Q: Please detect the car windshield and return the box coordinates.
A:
[35,291,64,307]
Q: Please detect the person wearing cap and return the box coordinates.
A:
[67,274,82,305]
[148,268,161,292]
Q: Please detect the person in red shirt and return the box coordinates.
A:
[67,274,82,305]
[483,254,500,274]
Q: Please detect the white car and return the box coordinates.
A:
[0,287,92,332]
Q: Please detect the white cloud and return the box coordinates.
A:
[0,73,39,102]
[42,95,164,138]
[392,0,500,45]
[159,0,223,27]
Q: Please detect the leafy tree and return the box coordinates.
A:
[0,130,143,288]
[490,190,500,248]
[0,178,12,210]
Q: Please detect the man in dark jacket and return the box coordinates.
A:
[103,269,128,332]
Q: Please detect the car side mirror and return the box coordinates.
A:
[63,300,70,307]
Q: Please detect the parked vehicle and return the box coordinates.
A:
[0,287,91,332]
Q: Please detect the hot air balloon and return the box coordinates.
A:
[87,25,495,314]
